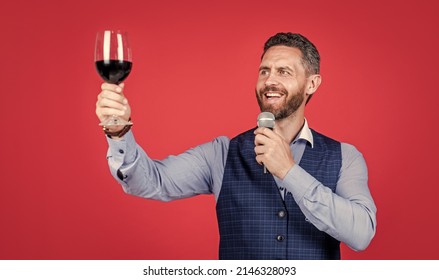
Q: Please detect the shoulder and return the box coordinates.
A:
[197,136,230,154]
[310,129,341,151]
[310,129,336,142]
[310,128,367,170]
[340,142,365,164]
[213,136,231,149]
[310,129,366,162]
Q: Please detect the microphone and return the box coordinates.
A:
[257,112,275,174]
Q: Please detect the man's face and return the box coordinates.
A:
[255,46,308,120]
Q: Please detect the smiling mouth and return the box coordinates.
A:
[264,92,283,99]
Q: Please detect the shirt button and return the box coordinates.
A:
[276,235,285,242]
[277,210,286,218]
[118,149,124,154]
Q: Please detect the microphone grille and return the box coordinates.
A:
[257,112,275,128]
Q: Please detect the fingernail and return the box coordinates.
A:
[116,87,122,93]
[123,99,128,104]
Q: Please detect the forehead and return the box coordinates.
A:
[260,45,304,69]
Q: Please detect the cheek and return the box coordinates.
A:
[285,80,302,94]
[255,78,265,91]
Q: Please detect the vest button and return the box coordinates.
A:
[277,210,286,218]
[276,235,285,242]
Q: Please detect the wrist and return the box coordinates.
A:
[103,119,132,139]
[103,125,125,133]
[278,161,295,180]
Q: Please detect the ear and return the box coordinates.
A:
[305,74,322,96]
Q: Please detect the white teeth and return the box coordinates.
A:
[266,93,282,97]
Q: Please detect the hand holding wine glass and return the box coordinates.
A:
[95,30,133,127]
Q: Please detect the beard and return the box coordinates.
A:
[256,84,305,120]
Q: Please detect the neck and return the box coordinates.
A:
[273,110,305,144]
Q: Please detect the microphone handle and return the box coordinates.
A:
[262,126,273,174]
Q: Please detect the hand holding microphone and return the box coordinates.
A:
[257,112,275,174]
[254,112,295,179]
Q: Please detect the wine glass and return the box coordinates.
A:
[95,30,133,126]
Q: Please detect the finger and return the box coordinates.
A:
[254,133,270,146]
[96,96,127,111]
[96,107,126,118]
[98,90,128,104]
[101,82,123,93]
[255,154,264,165]
[254,127,277,139]
[254,145,265,156]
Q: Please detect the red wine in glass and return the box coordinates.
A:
[95,30,133,126]
[95,60,132,84]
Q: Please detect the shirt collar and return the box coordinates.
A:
[294,118,314,148]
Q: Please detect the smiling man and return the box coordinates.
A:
[96,32,377,260]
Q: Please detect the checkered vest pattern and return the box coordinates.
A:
[216,128,342,259]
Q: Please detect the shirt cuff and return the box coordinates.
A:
[106,130,137,165]
[282,164,318,203]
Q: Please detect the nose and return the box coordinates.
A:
[264,72,278,86]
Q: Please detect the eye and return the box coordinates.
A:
[259,69,269,76]
[279,69,290,76]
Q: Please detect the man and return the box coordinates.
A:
[95,32,377,259]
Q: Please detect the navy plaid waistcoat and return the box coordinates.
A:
[216,128,342,259]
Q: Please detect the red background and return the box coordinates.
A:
[1,0,438,259]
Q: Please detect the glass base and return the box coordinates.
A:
[99,116,133,126]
